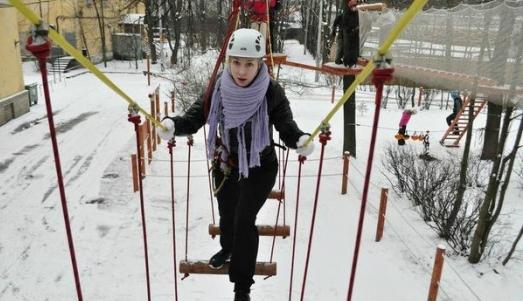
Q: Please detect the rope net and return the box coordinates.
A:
[359,0,523,106]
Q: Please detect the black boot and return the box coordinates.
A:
[208,249,231,269]
[233,291,251,301]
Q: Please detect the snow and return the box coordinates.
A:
[1,40,522,301]
[120,14,145,25]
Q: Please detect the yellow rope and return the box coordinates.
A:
[303,0,428,146]
[9,0,166,131]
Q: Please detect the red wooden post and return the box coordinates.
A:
[146,120,152,164]
[428,245,446,301]
[155,87,161,145]
[331,85,336,104]
[375,188,388,242]
[131,154,139,192]
[149,95,157,151]
[139,123,146,176]
[341,151,350,194]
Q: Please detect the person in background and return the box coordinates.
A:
[446,91,463,135]
[396,108,417,145]
[244,0,279,42]
[158,28,313,301]
[330,0,360,67]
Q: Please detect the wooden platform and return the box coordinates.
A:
[208,223,290,237]
[267,189,284,200]
[264,53,287,66]
[179,260,277,276]
[322,62,365,76]
[283,59,365,76]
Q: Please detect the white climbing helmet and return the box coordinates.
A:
[226,28,266,59]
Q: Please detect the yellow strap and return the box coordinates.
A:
[304,0,427,146]
[9,0,166,131]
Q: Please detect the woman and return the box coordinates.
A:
[159,28,313,301]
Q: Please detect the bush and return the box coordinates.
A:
[381,144,487,254]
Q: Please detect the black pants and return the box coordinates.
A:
[446,112,457,126]
[214,156,278,290]
[343,31,360,66]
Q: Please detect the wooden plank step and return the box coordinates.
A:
[267,189,285,200]
[208,224,290,237]
[179,260,276,276]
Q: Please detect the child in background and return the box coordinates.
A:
[396,108,417,145]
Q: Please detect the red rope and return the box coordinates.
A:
[203,0,243,118]
[346,67,394,301]
[203,126,216,225]
[184,136,194,262]
[282,149,290,227]
[27,37,84,301]
[288,155,306,301]
[128,113,152,301]
[300,131,331,301]
[268,149,290,265]
[168,140,179,301]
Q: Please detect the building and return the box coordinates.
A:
[0,0,30,126]
[16,0,144,63]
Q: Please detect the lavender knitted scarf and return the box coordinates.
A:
[207,64,271,178]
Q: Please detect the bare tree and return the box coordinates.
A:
[145,0,157,63]
[503,224,523,265]
[93,0,107,66]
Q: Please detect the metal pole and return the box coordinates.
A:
[26,30,84,301]
[346,67,393,301]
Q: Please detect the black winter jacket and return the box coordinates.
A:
[167,78,305,163]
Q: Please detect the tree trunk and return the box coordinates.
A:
[93,0,107,66]
[145,0,157,63]
[343,75,356,158]
[469,106,514,263]
[503,224,523,265]
[443,97,475,238]
[481,104,502,160]
[198,0,207,52]
[216,0,224,47]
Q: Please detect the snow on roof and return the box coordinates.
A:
[120,13,145,24]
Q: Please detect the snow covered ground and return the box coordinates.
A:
[1,40,522,301]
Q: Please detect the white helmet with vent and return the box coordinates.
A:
[226,28,266,59]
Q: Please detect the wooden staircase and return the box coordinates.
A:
[439,95,488,147]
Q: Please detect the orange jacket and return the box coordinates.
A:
[244,0,277,22]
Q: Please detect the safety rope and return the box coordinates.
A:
[265,0,275,71]
[300,129,331,301]
[167,140,179,301]
[203,0,243,118]
[288,155,306,301]
[268,149,290,266]
[183,136,194,268]
[128,112,152,301]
